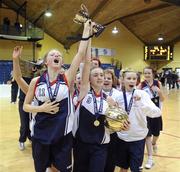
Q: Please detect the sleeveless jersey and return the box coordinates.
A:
[33,73,74,144]
[140,80,161,108]
[73,90,110,144]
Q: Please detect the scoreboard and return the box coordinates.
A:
[144,45,173,61]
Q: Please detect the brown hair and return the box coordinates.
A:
[91,58,101,67]
[143,66,156,77]
[104,69,117,88]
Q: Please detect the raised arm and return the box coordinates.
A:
[65,20,91,86]
[78,31,92,101]
[12,46,29,94]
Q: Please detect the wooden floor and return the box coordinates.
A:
[0,87,180,172]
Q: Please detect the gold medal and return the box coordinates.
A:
[94,120,100,127]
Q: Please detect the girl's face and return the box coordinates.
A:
[103,73,113,91]
[123,72,137,91]
[90,68,104,89]
[75,73,81,90]
[91,60,99,68]
[46,50,62,70]
[144,68,153,81]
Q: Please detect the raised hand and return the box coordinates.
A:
[12,46,23,59]
[133,95,141,101]
[40,100,60,114]
[107,96,118,107]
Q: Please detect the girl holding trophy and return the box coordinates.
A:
[72,47,129,171]
[115,69,161,172]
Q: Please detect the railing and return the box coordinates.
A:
[0,24,44,41]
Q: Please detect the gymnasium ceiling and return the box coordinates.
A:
[2,0,180,49]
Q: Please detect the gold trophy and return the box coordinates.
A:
[73,4,105,37]
[105,106,129,132]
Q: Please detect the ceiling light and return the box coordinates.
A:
[112,26,118,34]
[45,10,52,17]
[158,34,164,41]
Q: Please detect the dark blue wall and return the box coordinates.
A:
[0,60,12,84]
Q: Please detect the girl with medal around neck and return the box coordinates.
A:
[22,20,92,172]
[138,66,165,170]
[72,43,129,171]
[115,69,161,172]
[103,69,122,172]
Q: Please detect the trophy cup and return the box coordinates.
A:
[105,106,129,132]
[73,4,105,37]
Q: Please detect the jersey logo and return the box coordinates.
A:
[86,96,92,104]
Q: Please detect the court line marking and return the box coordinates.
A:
[145,153,180,160]
[161,132,180,139]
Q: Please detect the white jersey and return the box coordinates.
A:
[103,87,121,102]
[116,89,161,142]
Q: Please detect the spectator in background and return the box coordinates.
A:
[3,17,10,34]
[14,21,21,35]
[172,71,179,89]
[166,71,173,90]
[9,71,19,103]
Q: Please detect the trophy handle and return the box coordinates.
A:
[81,4,89,15]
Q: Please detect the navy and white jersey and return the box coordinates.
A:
[116,89,161,142]
[140,80,162,109]
[73,90,110,144]
[32,73,74,144]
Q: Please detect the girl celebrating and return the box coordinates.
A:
[103,69,121,172]
[115,69,161,172]
[138,66,165,169]
[20,20,92,172]
[73,53,129,170]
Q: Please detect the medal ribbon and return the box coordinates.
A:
[108,88,113,96]
[45,72,61,101]
[123,89,135,114]
[91,89,103,119]
[145,81,157,98]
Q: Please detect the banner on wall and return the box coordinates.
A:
[91,47,115,57]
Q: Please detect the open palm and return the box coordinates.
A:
[12,46,23,59]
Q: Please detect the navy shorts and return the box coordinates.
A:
[32,132,73,172]
[104,133,118,172]
[116,138,145,172]
[73,139,108,172]
[147,116,163,137]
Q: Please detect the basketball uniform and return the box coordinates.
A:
[73,89,110,172]
[32,72,74,172]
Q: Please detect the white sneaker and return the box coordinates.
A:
[19,142,25,151]
[139,166,143,171]
[145,159,154,169]
[153,144,158,154]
